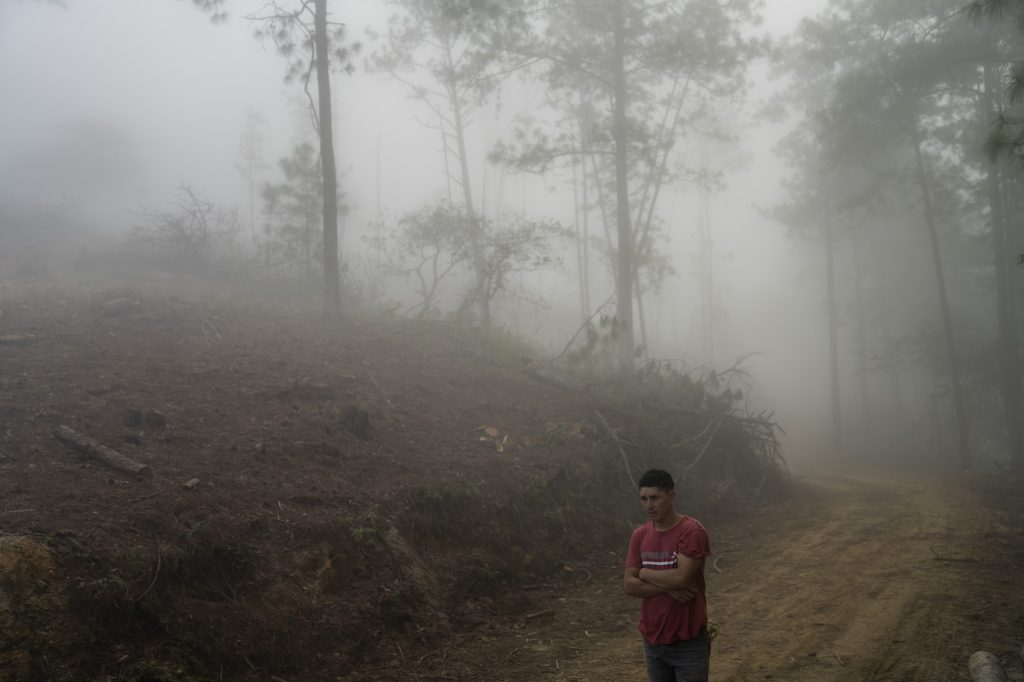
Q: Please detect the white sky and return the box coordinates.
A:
[0,0,824,215]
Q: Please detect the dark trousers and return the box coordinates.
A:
[643,628,711,682]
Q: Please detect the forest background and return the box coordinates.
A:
[2,0,1021,469]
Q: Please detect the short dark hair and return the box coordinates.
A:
[638,468,674,491]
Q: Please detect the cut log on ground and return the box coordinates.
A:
[969,651,1007,682]
[53,425,153,479]
[0,334,35,346]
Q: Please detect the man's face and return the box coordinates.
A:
[639,486,675,524]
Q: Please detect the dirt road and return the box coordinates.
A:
[420,469,1023,681]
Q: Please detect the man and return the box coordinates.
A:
[623,468,712,682]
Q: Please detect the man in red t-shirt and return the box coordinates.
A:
[623,468,712,682]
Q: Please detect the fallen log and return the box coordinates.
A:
[0,334,35,346]
[523,608,554,623]
[53,425,152,479]
[969,651,1007,682]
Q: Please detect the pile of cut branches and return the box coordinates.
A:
[534,350,788,510]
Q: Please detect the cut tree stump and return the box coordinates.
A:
[125,408,166,429]
[53,425,152,479]
[969,651,1007,682]
[341,405,370,438]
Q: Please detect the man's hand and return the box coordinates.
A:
[624,566,667,599]
[667,586,697,604]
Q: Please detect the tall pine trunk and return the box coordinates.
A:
[983,62,1024,467]
[910,123,970,468]
[442,40,487,325]
[612,0,635,371]
[579,115,592,320]
[853,230,872,453]
[315,0,341,318]
[634,269,648,353]
[823,190,843,457]
[452,95,487,324]
[699,181,713,362]
[571,119,592,322]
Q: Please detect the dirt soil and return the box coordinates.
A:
[433,469,1024,681]
[2,272,1023,681]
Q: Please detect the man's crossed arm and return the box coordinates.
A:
[623,553,703,603]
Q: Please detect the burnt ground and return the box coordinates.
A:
[1,271,1023,681]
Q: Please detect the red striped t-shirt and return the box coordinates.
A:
[626,515,711,644]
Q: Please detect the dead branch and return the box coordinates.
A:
[929,546,980,563]
[659,403,783,432]
[131,184,240,259]
[707,351,761,384]
[134,544,162,602]
[593,410,635,490]
[53,425,153,479]
[550,292,616,362]
[200,319,222,344]
[129,490,168,505]
[671,416,718,449]
[523,608,554,622]
[678,416,724,485]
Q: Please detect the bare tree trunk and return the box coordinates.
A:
[853,229,872,453]
[987,164,1024,465]
[824,187,843,457]
[571,124,588,323]
[634,268,648,353]
[439,115,455,205]
[248,165,256,244]
[880,299,907,457]
[315,0,341,318]
[612,0,635,371]
[984,62,1024,467]
[628,79,689,362]
[443,41,487,325]
[587,145,615,279]
[699,176,713,363]
[910,124,971,468]
[579,109,592,318]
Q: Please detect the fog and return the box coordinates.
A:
[2,0,1017,467]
